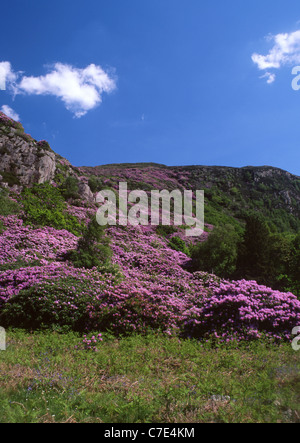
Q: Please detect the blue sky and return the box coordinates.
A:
[1,0,300,175]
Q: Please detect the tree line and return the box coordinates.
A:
[191,215,300,295]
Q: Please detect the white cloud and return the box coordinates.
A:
[0,105,20,121]
[17,63,116,117]
[259,72,276,84]
[252,30,300,83]
[0,61,18,91]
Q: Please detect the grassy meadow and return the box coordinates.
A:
[0,330,299,423]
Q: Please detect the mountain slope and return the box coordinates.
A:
[0,111,299,342]
[81,163,300,233]
[2,111,300,233]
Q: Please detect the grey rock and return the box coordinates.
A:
[0,126,79,191]
[0,128,56,186]
[37,152,57,184]
[78,182,94,202]
[0,125,92,202]
[210,395,231,403]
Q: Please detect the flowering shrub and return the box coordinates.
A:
[0,204,299,343]
[0,215,78,268]
[1,260,299,342]
[0,278,100,330]
[79,334,103,352]
[183,280,300,342]
[0,112,22,129]
[0,111,35,141]
[36,140,52,152]
[0,271,192,333]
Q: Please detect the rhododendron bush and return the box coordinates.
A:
[0,216,78,267]
[0,208,299,342]
[183,278,300,342]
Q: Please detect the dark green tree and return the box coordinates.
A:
[67,216,112,269]
[266,233,293,290]
[88,176,103,193]
[236,215,273,283]
[61,176,80,200]
[290,234,300,295]
[191,225,240,278]
[168,236,191,256]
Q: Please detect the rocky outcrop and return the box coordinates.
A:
[0,114,94,202]
[78,182,94,202]
[36,150,57,184]
[0,125,57,186]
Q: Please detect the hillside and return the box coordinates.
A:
[81,163,300,233]
[1,110,300,233]
[0,111,299,344]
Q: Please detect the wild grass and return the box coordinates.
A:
[0,330,299,423]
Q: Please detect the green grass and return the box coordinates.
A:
[0,330,299,423]
[0,191,20,215]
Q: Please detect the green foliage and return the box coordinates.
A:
[67,216,113,269]
[0,279,94,331]
[88,176,103,193]
[0,330,298,423]
[82,165,300,234]
[233,216,299,294]
[37,140,52,152]
[156,225,178,237]
[204,200,243,233]
[187,166,300,234]
[191,225,240,278]
[15,130,35,143]
[0,259,42,272]
[267,234,293,285]
[21,183,83,236]
[190,213,299,294]
[60,176,80,200]
[0,270,121,331]
[289,234,300,295]
[0,171,21,187]
[168,236,191,256]
[237,215,273,283]
[230,187,239,195]
[0,189,20,215]
[54,162,70,186]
